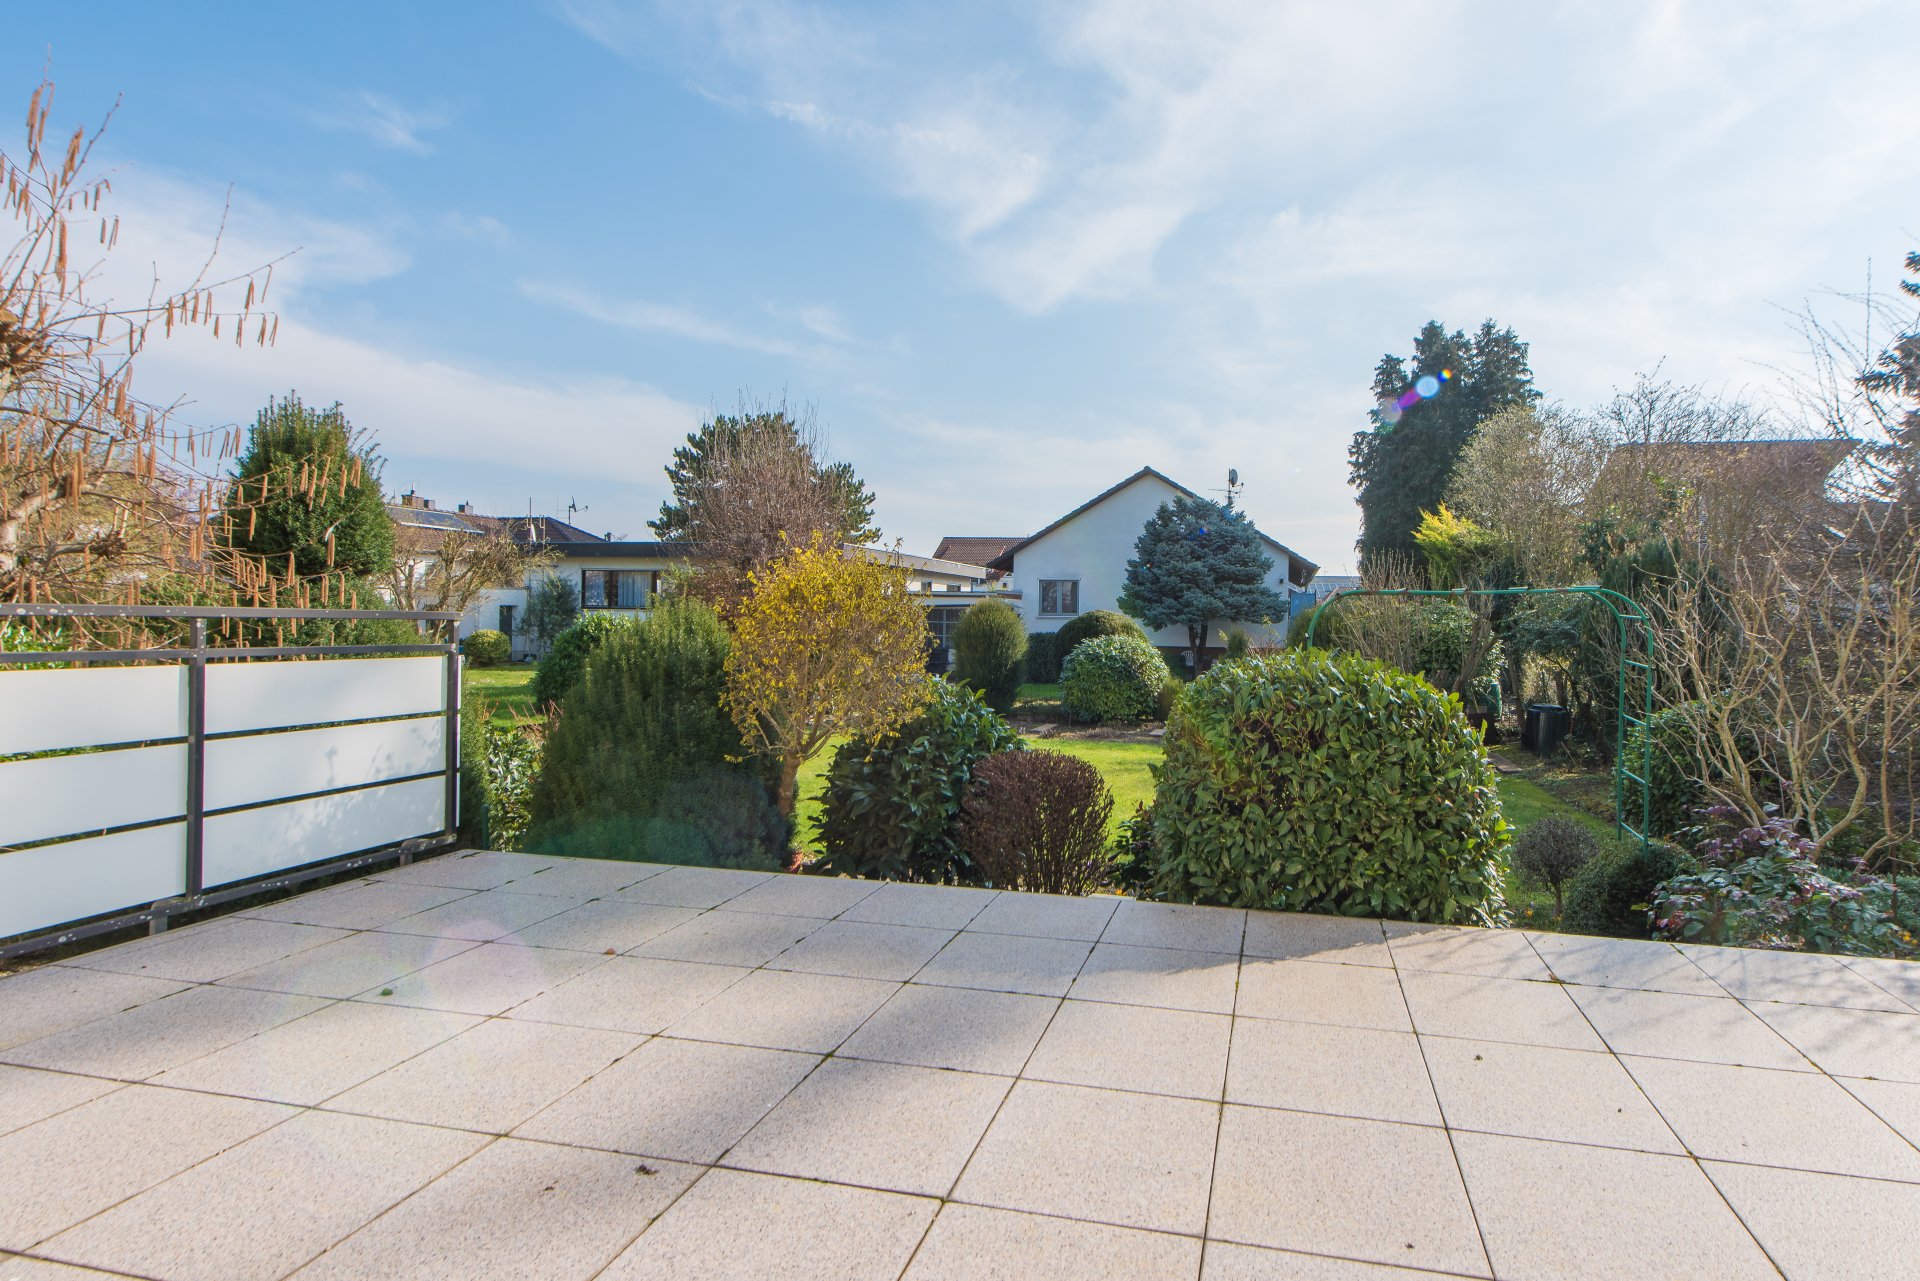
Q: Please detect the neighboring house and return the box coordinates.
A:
[1288,574,1361,620]
[931,536,1022,579]
[389,494,1000,665]
[975,467,1320,666]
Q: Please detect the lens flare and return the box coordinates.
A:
[1376,368,1452,429]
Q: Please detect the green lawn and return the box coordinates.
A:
[463,664,537,726]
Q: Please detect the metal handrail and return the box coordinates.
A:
[1,603,460,621]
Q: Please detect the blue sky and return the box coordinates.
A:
[13,1,1919,572]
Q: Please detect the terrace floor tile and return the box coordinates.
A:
[1208,1106,1487,1277]
[1026,999,1231,1100]
[953,1080,1219,1236]
[1706,1159,1920,1281]
[914,930,1093,998]
[838,984,1059,1076]
[1398,970,1604,1051]
[1568,985,1811,1070]
[151,999,477,1106]
[663,967,899,1053]
[1068,942,1240,1014]
[0,984,329,1081]
[1385,923,1552,981]
[1200,1240,1462,1279]
[720,873,881,920]
[287,1138,700,1281]
[1236,957,1411,1031]
[1454,1131,1776,1281]
[377,888,582,942]
[324,1016,640,1133]
[628,908,821,968]
[726,1057,1011,1196]
[1623,1054,1920,1180]
[1225,1019,1440,1127]
[1528,933,1725,997]
[239,878,474,931]
[0,1066,121,1139]
[1100,899,1247,953]
[1684,944,1917,1012]
[904,1204,1202,1280]
[964,890,1120,941]
[63,918,352,984]
[497,899,701,954]
[1240,912,1392,967]
[0,968,189,1052]
[363,939,607,1016]
[1422,1036,1681,1153]
[598,1168,937,1281]
[765,919,957,981]
[496,856,667,899]
[609,864,775,909]
[0,1085,293,1250]
[39,1109,486,1281]
[371,850,562,891]
[1743,1000,1920,1083]
[837,882,1001,930]
[505,954,748,1034]
[515,1035,819,1163]
[216,931,478,999]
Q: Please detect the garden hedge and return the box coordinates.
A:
[1024,631,1065,683]
[529,611,631,710]
[816,677,1022,884]
[1150,648,1510,924]
[951,599,1027,712]
[1057,609,1148,655]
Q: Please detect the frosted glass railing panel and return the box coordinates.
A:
[202,776,445,888]
[0,666,187,755]
[205,656,444,734]
[205,718,445,812]
[0,825,186,938]
[0,745,186,847]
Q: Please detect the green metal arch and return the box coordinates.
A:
[1303,585,1654,851]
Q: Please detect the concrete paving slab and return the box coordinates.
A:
[1569,985,1811,1070]
[1386,925,1552,981]
[965,891,1119,941]
[838,882,1000,930]
[1069,943,1240,1014]
[1026,999,1230,1100]
[721,874,881,919]
[1240,913,1392,967]
[1685,945,1916,1012]
[838,984,1059,1076]
[62,918,351,984]
[610,864,775,909]
[765,919,956,982]
[497,899,700,954]
[516,1035,818,1163]
[505,954,748,1034]
[1422,1038,1682,1153]
[914,930,1093,997]
[371,850,561,891]
[1744,1000,1920,1083]
[1528,933,1724,997]
[378,888,583,942]
[216,930,478,999]
[0,1066,121,1139]
[904,1204,1202,1280]
[1,984,329,1081]
[1226,1019,1440,1127]
[629,908,821,968]
[663,967,899,1053]
[0,968,189,1052]
[1237,957,1411,1031]
[364,939,606,1016]
[1399,970,1605,1051]
[239,878,474,930]
[1101,900,1247,953]
[1706,1158,1920,1281]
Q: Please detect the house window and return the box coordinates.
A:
[497,604,516,635]
[581,569,651,609]
[1039,579,1079,616]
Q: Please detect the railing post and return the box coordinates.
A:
[443,619,461,850]
[161,616,208,934]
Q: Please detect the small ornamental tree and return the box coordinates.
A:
[724,535,933,816]
[1118,495,1287,668]
[520,572,580,655]
[223,393,395,583]
[951,598,1027,712]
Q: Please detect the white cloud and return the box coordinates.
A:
[307,90,451,155]
[440,212,510,247]
[521,279,806,356]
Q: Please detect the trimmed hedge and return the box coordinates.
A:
[526,599,786,868]
[816,678,1022,884]
[529,612,631,710]
[1562,839,1693,938]
[463,628,510,667]
[1150,649,1510,924]
[1062,633,1168,722]
[952,599,1027,713]
[1025,631,1065,683]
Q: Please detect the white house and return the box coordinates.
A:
[971,467,1320,662]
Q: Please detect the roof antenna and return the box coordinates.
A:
[566,497,588,523]
[1214,468,1243,512]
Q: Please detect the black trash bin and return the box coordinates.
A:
[1524,703,1569,757]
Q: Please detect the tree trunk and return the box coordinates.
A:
[1188,622,1208,674]
[776,753,802,818]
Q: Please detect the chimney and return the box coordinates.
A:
[457,501,473,514]
[399,491,420,509]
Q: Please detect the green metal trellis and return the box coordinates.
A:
[1303,586,1655,852]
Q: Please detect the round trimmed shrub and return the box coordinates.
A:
[816,678,1022,884]
[462,628,510,667]
[1561,839,1693,938]
[960,750,1115,895]
[1150,649,1511,924]
[1056,609,1148,657]
[1062,633,1168,722]
[525,599,787,868]
[529,611,631,709]
[952,599,1028,713]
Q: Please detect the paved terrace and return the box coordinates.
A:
[2,853,1919,1280]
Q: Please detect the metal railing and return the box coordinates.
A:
[0,602,466,958]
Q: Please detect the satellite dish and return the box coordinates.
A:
[1228,468,1239,487]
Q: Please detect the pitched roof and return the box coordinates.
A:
[932,535,1023,566]
[984,466,1321,579]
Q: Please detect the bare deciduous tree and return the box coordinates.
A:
[2,81,279,616]
[382,527,557,630]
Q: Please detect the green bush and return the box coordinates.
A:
[951,600,1028,713]
[1061,633,1168,722]
[1561,839,1693,938]
[960,750,1115,895]
[463,629,510,667]
[1151,649,1511,924]
[1057,609,1148,657]
[525,599,787,867]
[1287,597,1500,709]
[457,696,539,850]
[816,678,1022,884]
[529,612,631,710]
[1024,631,1065,683]
[1223,628,1251,661]
[1112,801,1158,894]
[1513,816,1599,919]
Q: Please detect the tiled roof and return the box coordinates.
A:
[932,536,1023,566]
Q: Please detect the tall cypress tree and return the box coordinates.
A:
[1350,320,1539,569]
